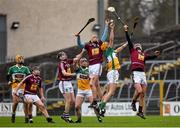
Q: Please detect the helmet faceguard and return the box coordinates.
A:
[80,57,88,68]
[134,43,142,51]
[57,51,67,60]
[32,66,40,77]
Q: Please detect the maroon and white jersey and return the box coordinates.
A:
[23,74,42,95]
[125,31,158,72]
[85,40,103,65]
[58,59,73,81]
[130,48,156,72]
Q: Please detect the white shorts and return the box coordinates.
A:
[107,70,119,84]
[132,71,147,86]
[12,89,24,96]
[89,63,102,78]
[77,89,92,98]
[24,94,40,103]
[59,81,74,94]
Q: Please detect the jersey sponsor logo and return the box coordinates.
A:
[138,54,145,61]
[79,74,89,79]
[30,84,38,91]
[92,48,99,55]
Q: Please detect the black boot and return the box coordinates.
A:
[11,113,15,123]
[47,117,55,123]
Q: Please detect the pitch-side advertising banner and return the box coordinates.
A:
[0,103,36,116]
[82,102,137,116]
[163,102,180,116]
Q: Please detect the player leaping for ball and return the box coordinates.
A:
[124,24,160,119]
[98,22,128,116]
[75,19,110,109]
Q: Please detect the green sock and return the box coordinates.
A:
[99,101,106,109]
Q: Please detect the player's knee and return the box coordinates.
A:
[108,91,115,97]
[140,93,145,98]
[75,105,81,110]
[136,87,143,93]
[27,99,33,104]
[70,100,75,106]
[66,99,72,104]
[111,91,115,97]
[13,98,20,104]
[39,104,45,110]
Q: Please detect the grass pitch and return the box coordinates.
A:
[0,116,180,127]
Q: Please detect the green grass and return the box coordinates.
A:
[0,116,180,127]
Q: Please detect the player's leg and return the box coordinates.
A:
[88,94,102,123]
[132,83,142,111]
[89,64,102,108]
[23,102,29,123]
[75,95,84,123]
[100,83,116,108]
[34,95,54,123]
[24,95,34,123]
[95,77,103,100]
[19,90,29,123]
[61,93,74,123]
[137,84,147,119]
[11,92,20,123]
[59,81,74,122]
[95,64,103,100]
[70,91,75,110]
[131,71,143,111]
[99,70,119,116]
[136,72,147,119]
[89,76,98,107]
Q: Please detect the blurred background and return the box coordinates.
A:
[0,0,180,116]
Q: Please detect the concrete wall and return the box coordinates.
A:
[0,0,98,58]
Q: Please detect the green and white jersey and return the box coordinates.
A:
[8,64,31,83]
[104,47,121,71]
[76,67,91,90]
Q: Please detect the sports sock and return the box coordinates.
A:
[132,100,136,104]
[99,101,106,109]
[138,106,143,113]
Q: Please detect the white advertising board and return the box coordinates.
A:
[82,102,137,116]
[0,103,36,116]
[163,102,180,116]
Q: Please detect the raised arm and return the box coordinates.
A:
[108,22,115,48]
[75,48,85,60]
[124,25,133,50]
[115,42,128,53]
[76,35,85,48]
[101,19,110,42]
[73,49,85,69]
[145,51,160,60]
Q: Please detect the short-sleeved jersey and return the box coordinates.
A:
[85,41,104,65]
[58,59,73,81]
[23,74,42,95]
[76,67,91,90]
[8,65,31,89]
[130,48,149,72]
[105,47,121,71]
